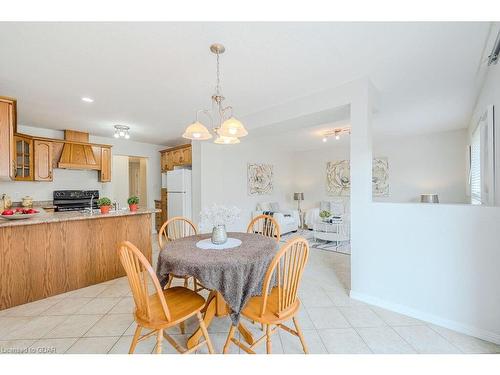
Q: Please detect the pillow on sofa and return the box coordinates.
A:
[320,201,330,212]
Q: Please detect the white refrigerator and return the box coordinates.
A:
[163,169,192,220]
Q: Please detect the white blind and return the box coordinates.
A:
[470,128,482,205]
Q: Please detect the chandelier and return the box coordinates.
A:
[182,44,248,144]
[322,127,350,142]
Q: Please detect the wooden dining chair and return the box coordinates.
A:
[158,216,205,292]
[247,214,281,243]
[223,237,310,354]
[117,241,214,354]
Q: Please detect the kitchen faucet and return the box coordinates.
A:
[90,194,95,214]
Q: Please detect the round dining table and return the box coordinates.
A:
[156,232,279,349]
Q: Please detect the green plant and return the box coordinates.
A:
[127,196,139,205]
[97,197,112,207]
[319,210,331,219]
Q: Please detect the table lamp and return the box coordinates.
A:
[293,192,304,211]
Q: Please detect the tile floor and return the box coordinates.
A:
[0,235,499,354]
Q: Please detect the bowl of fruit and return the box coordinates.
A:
[1,207,40,220]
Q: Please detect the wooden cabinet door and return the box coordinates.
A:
[34,140,53,181]
[166,151,174,171]
[99,147,112,182]
[13,135,33,181]
[0,100,15,180]
[182,146,192,164]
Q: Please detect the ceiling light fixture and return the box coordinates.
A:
[322,127,351,142]
[114,125,130,139]
[182,43,248,144]
[81,97,94,103]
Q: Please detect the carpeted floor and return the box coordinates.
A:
[280,229,351,255]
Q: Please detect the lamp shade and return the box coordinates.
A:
[214,135,240,145]
[218,117,248,138]
[182,121,212,140]
[293,192,304,201]
[420,194,439,203]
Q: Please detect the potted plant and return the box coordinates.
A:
[97,197,112,214]
[127,196,139,212]
[319,210,331,222]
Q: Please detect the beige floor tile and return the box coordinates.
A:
[206,316,232,333]
[97,284,130,298]
[109,334,158,354]
[44,314,102,338]
[66,336,120,354]
[197,332,239,354]
[41,297,93,316]
[324,287,365,307]
[107,297,134,314]
[393,325,462,354]
[428,325,500,354]
[293,308,315,330]
[279,329,326,354]
[0,339,36,354]
[356,326,416,354]
[319,328,372,354]
[84,313,134,337]
[67,284,110,298]
[338,306,386,328]
[76,298,121,315]
[5,315,68,339]
[0,317,33,337]
[2,298,61,317]
[370,306,424,326]
[240,322,284,354]
[299,288,335,308]
[31,338,78,354]
[159,334,192,354]
[307,306,351,329]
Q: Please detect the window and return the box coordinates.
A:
[470,128,481,204]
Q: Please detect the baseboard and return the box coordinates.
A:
[349,290,500,345]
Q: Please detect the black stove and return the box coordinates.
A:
[53,190,99,212]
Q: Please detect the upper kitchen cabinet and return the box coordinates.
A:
[0,97,16,180]
[13,134,33,181]
[34,139,53,181]
[160,144,192,172]
[99,146,112,182]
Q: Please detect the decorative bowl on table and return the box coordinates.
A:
[1,208,40,220]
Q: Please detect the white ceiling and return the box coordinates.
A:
[0,22,491,145]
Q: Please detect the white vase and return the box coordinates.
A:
[211,224,228,244]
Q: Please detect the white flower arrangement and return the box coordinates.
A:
[200,204,241,229]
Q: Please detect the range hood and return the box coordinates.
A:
[58,130,100,170]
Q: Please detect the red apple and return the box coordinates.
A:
[2,210,14,215]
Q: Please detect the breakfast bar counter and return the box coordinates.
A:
[0,208,159,310]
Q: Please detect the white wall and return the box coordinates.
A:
[196,137,295,232]
[0,125,165,211]
[112,155,130,208]
[291,128,468,209]
[351,70,500,344]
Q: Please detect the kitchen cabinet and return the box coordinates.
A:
[0,97,16,180]
[13,134,33,181]
[160,144,192,172]
[99,146,112,182]
[34,139,53,181]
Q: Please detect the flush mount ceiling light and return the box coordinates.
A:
[114,125,130,139]
[182,43,248,144]
[81,97,94,103]
[322,127,351,142]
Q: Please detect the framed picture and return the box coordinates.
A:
[247,163,273,195]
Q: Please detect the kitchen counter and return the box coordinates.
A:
[0,207,158,310]
[0,207,160,228]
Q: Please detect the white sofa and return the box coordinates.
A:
[253,202,299,235]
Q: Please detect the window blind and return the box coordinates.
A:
[470,128,482,205]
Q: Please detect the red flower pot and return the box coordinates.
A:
[129,204,138,212]
[100,205,111,214]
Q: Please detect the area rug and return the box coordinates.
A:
[280,229,351,255]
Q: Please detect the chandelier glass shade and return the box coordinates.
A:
[182,121,213,140]
[182,43,248,144]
